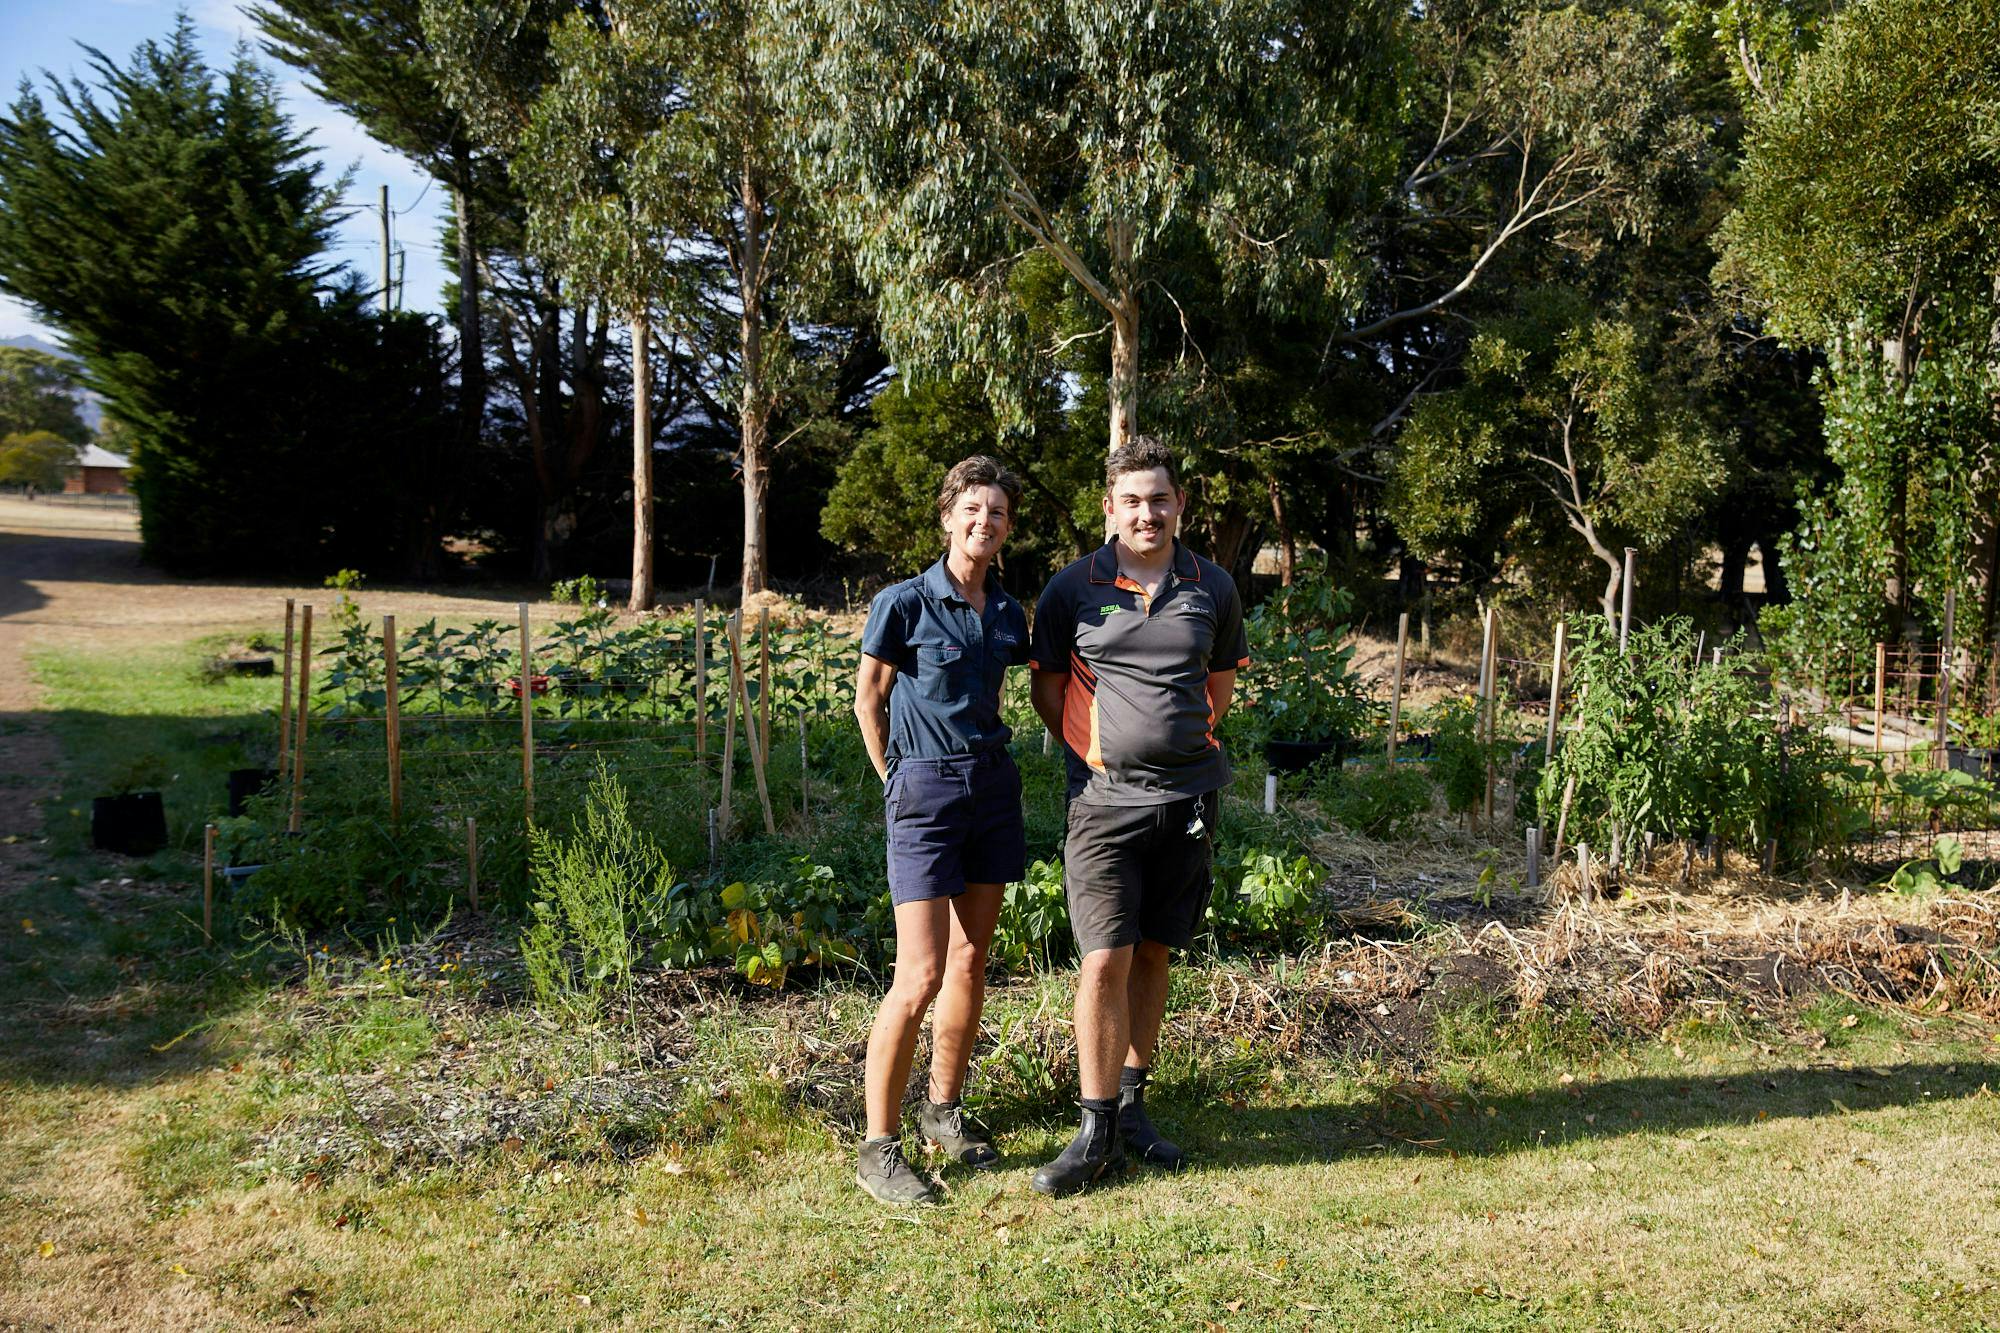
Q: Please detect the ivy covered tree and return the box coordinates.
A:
[1720,0,2000,654]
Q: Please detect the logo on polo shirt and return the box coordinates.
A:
[1098,604,1124,617]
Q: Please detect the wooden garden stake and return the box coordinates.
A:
[383,615,401,825]
[1543,619,1568,761]
[1936,587,1956,769]
[202,823,215,944]
[738,628,777,837]
[289,604,313,833]
[465,816,479,911]
[694,599,707,757]
[1386,612,1409,763]
[1264,773,1277,815]
[1618,547,1637,654]
[707,808,719,876]
[758,607,772,766]
[278,598,295,773]
[1526,826,1541,889]
[1479,606,1498,824]
[518,603,534,827]
[798,712,809,821]
[1553,773,1577,860]
[719,614,741,833]
[1577,843,1592,900]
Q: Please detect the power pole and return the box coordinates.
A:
[379,184,392,316]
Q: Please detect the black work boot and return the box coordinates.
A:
[1118,1066,1185,1169]
[855,1135,938,1206]
[919,1098,1000,1170]
[1030,1098,1127,1197]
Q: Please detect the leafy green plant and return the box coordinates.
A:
[550,575,607,607]
[715,859,863,989]
[324,569,365,632]
[1889,834,1965,897]
[993,858,1071,971]
[1314,758,1433,839]
[1424,695,1492,816]
[1536,617,1861,871]
[1208,846,1321,946]
[1239,570,1378,745]
[1884,765,1995,832]
[521,763,682,1025]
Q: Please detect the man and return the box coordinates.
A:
[1027,436,1248,1196]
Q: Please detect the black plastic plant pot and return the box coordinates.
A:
[91,791,168,855]
[1946,746,1998,780]
[227,767,279,817]
[1263,737,1346,774]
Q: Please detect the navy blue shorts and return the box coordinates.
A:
[884,750,1027,905]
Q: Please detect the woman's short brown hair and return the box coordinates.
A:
[937,454,1023,523]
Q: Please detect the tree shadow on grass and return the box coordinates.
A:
[1176,1059,2000,1171]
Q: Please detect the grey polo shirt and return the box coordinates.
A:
[861,557,1030,763]
[1030,539,1249,805]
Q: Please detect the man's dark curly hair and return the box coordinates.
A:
[1105,435,1178,492]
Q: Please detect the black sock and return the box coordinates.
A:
[1120,1065,1149,1094]
[1080,1095,1117,1116]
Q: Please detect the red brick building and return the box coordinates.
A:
[64,444,132,495]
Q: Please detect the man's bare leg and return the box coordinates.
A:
[1120,938,1185,1168]
[1124,939,1171,1069]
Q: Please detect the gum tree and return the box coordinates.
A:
[778,0,1403,454]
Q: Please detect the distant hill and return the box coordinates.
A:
[1,333,104,430]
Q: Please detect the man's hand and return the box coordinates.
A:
[1206,669,1237,729]
[1031,669,1066,742]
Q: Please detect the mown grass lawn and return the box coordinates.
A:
[4,633,2000,1330]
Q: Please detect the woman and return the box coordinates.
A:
[852,455,1030,1206]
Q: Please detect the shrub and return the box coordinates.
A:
[1237,567,1379,746]
[1314,758,1433,839]
[521,763,682,1024]
[993,858,1071,970]
[1423,695,1492,815]
[1537,616,1863,869]
[1208,846,1322,947]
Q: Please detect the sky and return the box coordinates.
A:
[0,0,452,343]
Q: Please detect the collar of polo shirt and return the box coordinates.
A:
[1084,538,1202,586]
[922,557,1007,605]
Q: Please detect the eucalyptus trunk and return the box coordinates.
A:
[738,154,772,598]
[629,309,654,613]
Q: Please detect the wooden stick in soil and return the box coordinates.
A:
[1618,547,1637,654]
[1386,611,1409,763]
[719,613,740,834]
[202,823,215,945]
[694,599,707,757]
[518,603,534,828]
[1553,773,1577,860]
[465,816,479,911]
[798,712,809,822]
[278,598,295,774]
[758,607,772,766]
[289,604,313,833]
[1936,587,1956,770]
[1577,843,1592,901]
[740,628,777,837]
[1480,606,1498,824]
[1543,619,1568,760]
[384,614,401,826]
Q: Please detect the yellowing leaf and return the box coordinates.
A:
[38,1240,54,1258]
[728,908,758,945]
[719,881,751,911]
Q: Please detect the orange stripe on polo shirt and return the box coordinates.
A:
[1063,667,1103,770]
